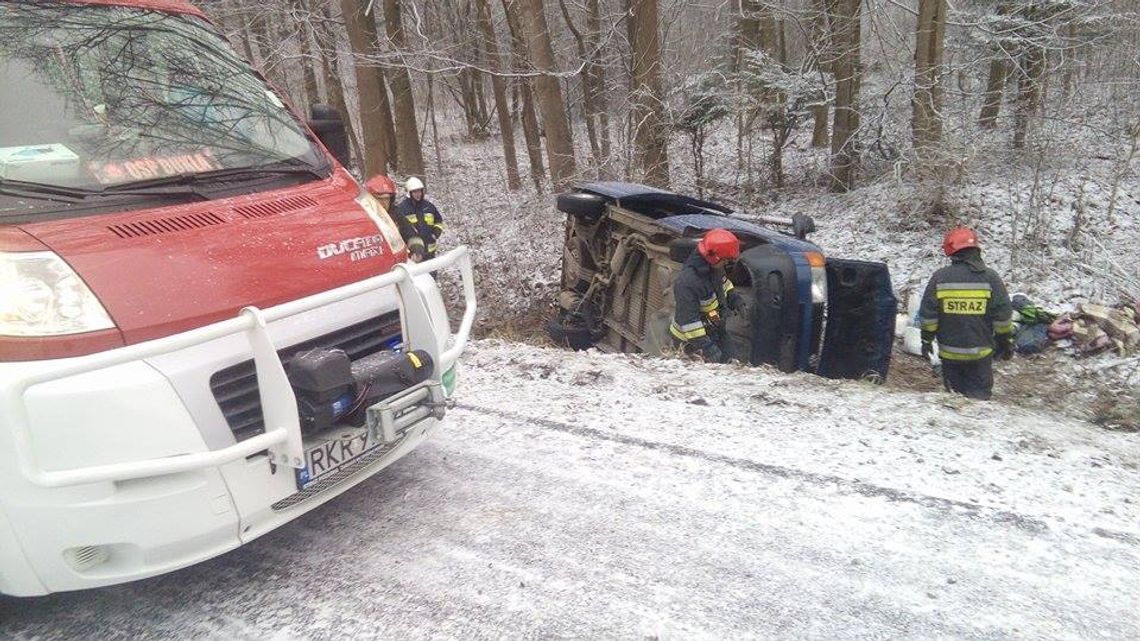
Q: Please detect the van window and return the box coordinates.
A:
[0,2,324,196]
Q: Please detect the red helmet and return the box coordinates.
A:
[942,227,979,256]
[364,174,397,196]
[697,229,741,265]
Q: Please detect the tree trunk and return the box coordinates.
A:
[340,0,391,176]
[558,0,601,166]
[354,0,399,171]
[297,32,320,110]
[585,0,611,164]
[911,0,947,149]
[827,0,861,192]
[628,0,669,188]
[476,0,521,190]
[316,3,363,169]
[738,0,785,187]
[510,0,577,190]
[809,0,831,148]
[501,0,546,192]
[1013,47,1045,150]
[978,58,1007,130]
[221,0,257,63]
[383,0,426,177]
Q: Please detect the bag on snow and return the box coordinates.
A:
[1014,324,1050,354]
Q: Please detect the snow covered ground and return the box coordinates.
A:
[427,121,1139,419]
[4,341,1138,639]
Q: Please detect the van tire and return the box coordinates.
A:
[557,192,607,223]
[545,311,598,350]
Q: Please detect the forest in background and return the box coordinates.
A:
[199,0,1140,306]
[200,0,1139,194]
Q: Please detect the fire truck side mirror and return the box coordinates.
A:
[308,104,350,169]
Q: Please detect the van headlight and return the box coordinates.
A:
[355,189,407,255]
[806,252,827,304]
[0,252,115,336]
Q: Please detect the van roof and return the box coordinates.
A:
[59,0,206,18]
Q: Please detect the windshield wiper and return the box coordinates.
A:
[0,178,95,202]
[0,177,209,203]
[0,158,327,204]
[104,159,330,192]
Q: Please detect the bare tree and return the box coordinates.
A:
[558,0,601,167]
[978,58,1009,129]
[585,0,612,165]
[501,0,546,192]
[476,0,522,190]
[629,0,670,187]
[340,0,392,176]
[827,0,862,192]
[383,0,426,177]
[809,0,832,148]
[912,0,947,148]
[510,0,577,189]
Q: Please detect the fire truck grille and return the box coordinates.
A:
[209,312,402,442]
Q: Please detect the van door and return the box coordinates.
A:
[737,245,801,372]
[817,259,897,381]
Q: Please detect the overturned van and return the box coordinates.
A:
[548,182,896,381]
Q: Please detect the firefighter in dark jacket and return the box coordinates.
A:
[365,174,427,262]
[394,176,444,259]
[919,227,1014,400]
[670,229,743,363]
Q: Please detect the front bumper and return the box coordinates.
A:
[0,247,475,596]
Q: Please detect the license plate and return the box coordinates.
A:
[293,426,398,491]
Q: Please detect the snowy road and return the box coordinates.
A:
[3,341,1139,640]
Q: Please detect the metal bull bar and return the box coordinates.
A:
[6,247,476,488]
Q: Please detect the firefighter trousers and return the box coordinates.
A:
[941,357,994,401]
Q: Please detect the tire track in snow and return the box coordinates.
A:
[456,403,1139,545]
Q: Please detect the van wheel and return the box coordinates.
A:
[546,310,599,350]
[556,192,607,223]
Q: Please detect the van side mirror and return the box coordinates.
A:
[308,104,350,169]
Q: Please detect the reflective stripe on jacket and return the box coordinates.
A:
[918,248,1013,361]
[670,251,732,345]
[395,197,444,253]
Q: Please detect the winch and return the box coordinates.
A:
[287,347,434,434]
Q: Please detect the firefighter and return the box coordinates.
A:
[670,228,744,363]
[395,176,444,259]
[918,227,1014,400]
[365,174,426,262]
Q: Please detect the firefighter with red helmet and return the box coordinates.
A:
[918,227,1014,400]
[364,174,427,262]
[670,229,743,363]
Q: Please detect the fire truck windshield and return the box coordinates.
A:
[0,2,325,194]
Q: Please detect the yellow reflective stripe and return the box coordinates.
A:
[937,282,991,291]
[936,289,992,299]
[407,352,422,368]
[921,319,939,331]
[670,322,707,341]
[424,213,435,225]
[699,295,719,313]
[994,320,1014,335]
[722,278,735,294]
[939,346,993,360]
[405,215,417,223]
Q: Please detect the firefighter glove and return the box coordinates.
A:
[726,291,744,313]
[995,334,1014,361]
[409,243,428,263]
[921,340,933,361]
